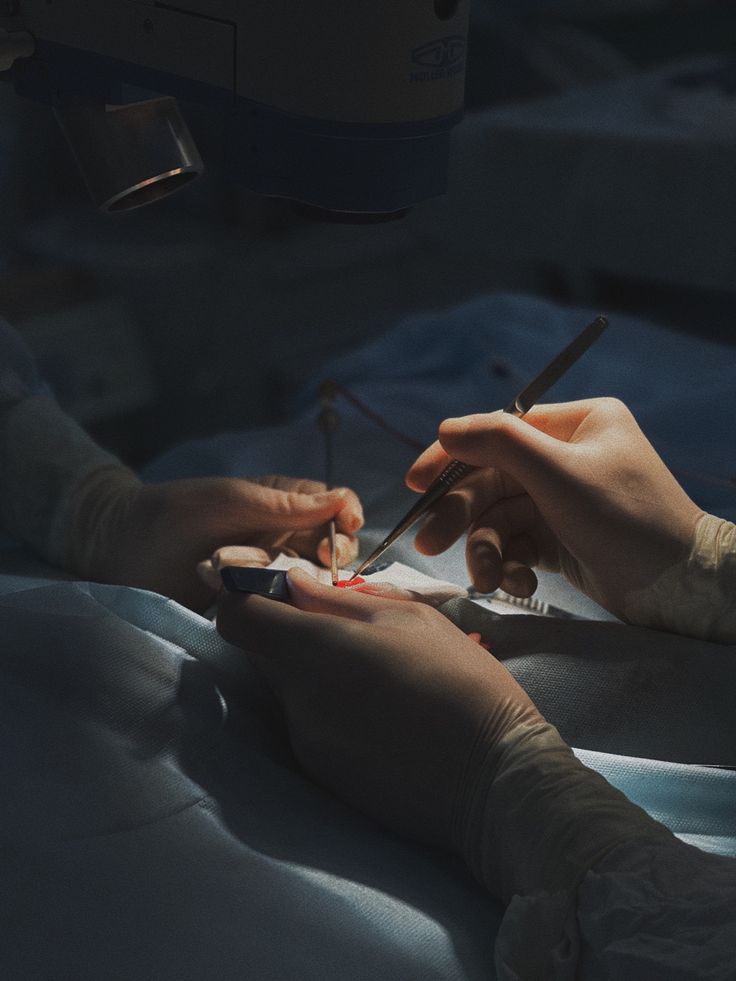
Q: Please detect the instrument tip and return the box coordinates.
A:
[346,558,370,582]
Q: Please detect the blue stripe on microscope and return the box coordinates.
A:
[6,40,463,212]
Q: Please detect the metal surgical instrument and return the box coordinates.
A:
[348,315,608,580]
[318,381,340,585]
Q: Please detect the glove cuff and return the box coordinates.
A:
[623,512,736,643]
[456,721,671,903]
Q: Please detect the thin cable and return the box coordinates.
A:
[322,380,735,495]
[325,381,425,451]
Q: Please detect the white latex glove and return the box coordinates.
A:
[216,569,671,900]
[0,394,363,611]
[406,398,735,641]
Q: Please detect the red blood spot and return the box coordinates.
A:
[336,577,364,587]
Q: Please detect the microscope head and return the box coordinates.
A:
[1,1,469,218]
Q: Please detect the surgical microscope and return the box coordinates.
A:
[0,1,470,218]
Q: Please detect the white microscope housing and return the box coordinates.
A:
[0,1,470,216]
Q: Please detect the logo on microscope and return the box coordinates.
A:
[410,36,466,82]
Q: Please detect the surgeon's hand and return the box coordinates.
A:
[216,568,542,850]
[90,475,363,612]
[405,398,704,622]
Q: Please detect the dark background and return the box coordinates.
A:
[1,0,734,468]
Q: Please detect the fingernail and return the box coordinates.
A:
[345,513,362,533]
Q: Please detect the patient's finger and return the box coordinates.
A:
[285,567,417,621]
[210,545,273,569]
[197,546,273,590]
[354,582,435,605]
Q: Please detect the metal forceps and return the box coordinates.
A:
[349,315,608,580]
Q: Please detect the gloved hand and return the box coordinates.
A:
[216,569,670,900]
[87,475,363,611]
[405,398,710,629]
[0,393,363,612]
[216,566,543,849]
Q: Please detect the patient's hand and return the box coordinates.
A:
[406,398,704,623]
[216,568,541,851]
[95,475,363,612]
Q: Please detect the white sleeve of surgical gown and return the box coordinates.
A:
[0,313,48,403]
[459,723,736,980]
[0,316,139,570]
[495,837,736,979]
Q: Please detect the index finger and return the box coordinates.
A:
[405,439,453,492]
[285,567,426,621]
